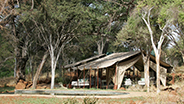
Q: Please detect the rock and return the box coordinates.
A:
[6,90,14,93]
[28,81,33,84]
[170,90,177,95]
[19,79,24,83]
[135,101,146,104]
[36,85,47,89]
[128,100,136,104]
[42,86,47,89]
[119,87,126,90]
[36,85,42,89]
[15,82,26,89]
[24,81,28,86]
[26,83,33,89]
[6,79,16,87]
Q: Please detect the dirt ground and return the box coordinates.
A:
[0,90,183,104]
[0,72,184,104]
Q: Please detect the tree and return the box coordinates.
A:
[23,0,91,89]
[117,0,182,93]
[0,0,34,81]
[138,0,184,93]
[86,0,136,55]
[141,7,169,93]
[116,8,153,92]
[157,0,184,64]
[0,32,14,78]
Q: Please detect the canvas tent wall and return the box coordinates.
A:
[64,51,172,89]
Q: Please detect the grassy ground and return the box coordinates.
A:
[0,86,14,93]
[0,96,144,104]
[0,65,184,104]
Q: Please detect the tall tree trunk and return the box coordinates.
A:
[143,55,150,92]
[16,56,28,82]
[142,7,166,93]
[50,45,57,90]
[51,56,56,89]
[59,59,62,77]
[103,40,109,54]
[14,57,16,78]
[97,37,106,55]
[156,56,161,93]
[181,51,184,65]
[32,52,48,89]
[29,56,33,81]
[15,46,29,82]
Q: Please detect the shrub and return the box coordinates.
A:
[63,98,79,104]
[55,76,70,84]
[83,97,99,104]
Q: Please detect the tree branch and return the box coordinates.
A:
[31,0,34,10]
[0,0,8,14]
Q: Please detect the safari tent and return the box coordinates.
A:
[64,51,173,89]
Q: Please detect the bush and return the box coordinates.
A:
[83,97,99,104]
[63,98,79,104]
[55,76,71,84]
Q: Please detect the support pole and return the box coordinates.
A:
[94,69,96,88]
[97,67,99,89]
[77,69,79,88]
[100,69,102,89]
[90,67,92,88]
[70,68,72,80]
[133,66,135,83]
[106,68,109,89]
[114,65,118,90]
[83,68,85,88]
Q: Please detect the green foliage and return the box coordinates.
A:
[0,33,14,78]
[165,47,183,66]
[55,76,70,84]
[83,97,99,104]
[116,8,152,51]
[63,98,79,104]
[179,12,184,25]
[0,87,15,93]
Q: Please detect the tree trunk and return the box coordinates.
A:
[59,59,62,77]
[142,7,165,94]
[156,57,160,93]
[143,56,150,92]
[97,37,106,55]
[103,40,109,54]
[51,58,57,89]
[181,52,184,65]
[14,57,16,78]
[32,52,48,89]
[97,43,103,55]
[29,57,33,81]
[15,46,29,82]
[50,47,57,90]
